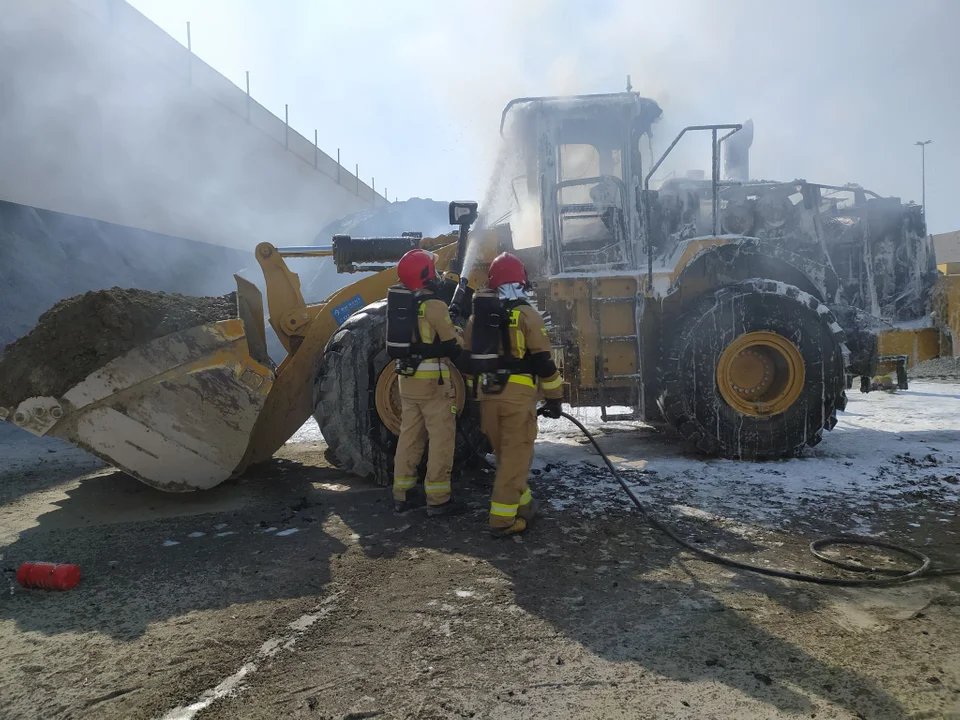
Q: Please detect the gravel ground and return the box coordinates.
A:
[910,356,960,381]
[0,385,958,720]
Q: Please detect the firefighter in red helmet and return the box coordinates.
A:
[473,252,563,537]
[391,249,467,516]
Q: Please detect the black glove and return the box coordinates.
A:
[448,304,464,330]
[453,350,473,374]
[538,399,563,419]
[440,338,462,361]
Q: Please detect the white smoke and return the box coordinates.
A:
[132,0,959,234]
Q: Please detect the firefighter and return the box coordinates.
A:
[391,249,468,517]
[477,252,563,537]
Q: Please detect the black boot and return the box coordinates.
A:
[426,499,470,518]
[394,492,425,514]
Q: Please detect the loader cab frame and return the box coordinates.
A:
[501,93,662,277]
[500,93,741,286]
[497,93,748,420]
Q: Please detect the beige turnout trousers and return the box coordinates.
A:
[481,384,538,529]
[476,303,562,530]
[393,368,458,505]
[392,295,462,506]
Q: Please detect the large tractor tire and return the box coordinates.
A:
[314,300,486,485]
[658,279,847,460]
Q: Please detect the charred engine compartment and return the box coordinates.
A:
[822,192,935,321]
[649,178,936,324]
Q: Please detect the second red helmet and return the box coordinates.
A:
[487,252,528,290]
[397,249,437,290]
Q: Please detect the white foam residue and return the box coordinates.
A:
[287,595,342,631]
[533,382,960,533]
[160,591,344,719]
[214,531,236,538]
[160,663,256,720]
[261,527,278,533]
[275,528,299,537]
[162,540,180,547]
[282,383,960,535]
[187,532,205,538]
[893,316,935,330]
[214,523,228,530]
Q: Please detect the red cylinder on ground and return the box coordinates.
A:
[16,562,81,590]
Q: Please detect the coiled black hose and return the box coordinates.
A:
[555,411,960,587]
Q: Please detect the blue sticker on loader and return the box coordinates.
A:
[331,294,365,326]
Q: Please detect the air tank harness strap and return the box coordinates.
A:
[413,297,448,385]
[475,302,538,394]
[411,361,451,382]
[500,302,537,377]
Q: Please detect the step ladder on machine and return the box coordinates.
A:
[593,290,642,422]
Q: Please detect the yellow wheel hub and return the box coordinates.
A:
[374,364,467,436]
[716,331,805,417]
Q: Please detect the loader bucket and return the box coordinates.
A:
[3,279,274,492]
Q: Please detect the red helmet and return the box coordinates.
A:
[397,249,437,290]
[487,252,528,290]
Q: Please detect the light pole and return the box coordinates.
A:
[915,140,932,228]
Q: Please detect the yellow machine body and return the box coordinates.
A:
[4,89,956,488]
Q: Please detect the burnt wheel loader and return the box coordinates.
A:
[1,91,954,490]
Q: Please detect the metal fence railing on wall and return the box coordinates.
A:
[123,6,388,207]
[248,81,386,206]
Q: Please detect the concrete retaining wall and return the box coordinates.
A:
[0,0,386,251]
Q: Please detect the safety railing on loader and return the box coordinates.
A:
[643,124,742,290]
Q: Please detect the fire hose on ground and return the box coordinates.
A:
[474,410,960,587]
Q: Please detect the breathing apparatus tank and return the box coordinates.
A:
[386,284,416,360]
[470,290,504,373]
[387,284,451,379]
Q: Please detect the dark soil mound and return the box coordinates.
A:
[0,288,236,410]
[0,199,248,354]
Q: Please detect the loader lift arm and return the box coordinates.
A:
[240,215,497,477]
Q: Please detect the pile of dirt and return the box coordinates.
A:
[0,199,248,354]
[0,288,236,409]
[909,356,960,380]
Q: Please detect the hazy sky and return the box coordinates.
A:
[127,0,959,234]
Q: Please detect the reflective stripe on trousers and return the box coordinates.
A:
[393,387,457,506]
[411,360,451,381]
[482,392,538,529]
[489,485,533,518]
[508,374,535,388]
[540,375,562,391]
[393,476,417,490]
